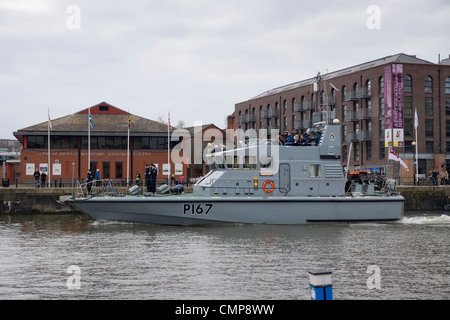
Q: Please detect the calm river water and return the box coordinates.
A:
[0,210,448,301]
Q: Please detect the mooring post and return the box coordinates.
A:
[308,270,333,300]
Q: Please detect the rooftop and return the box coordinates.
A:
[249,53,435,100]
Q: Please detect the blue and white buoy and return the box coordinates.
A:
[308,270,333,300]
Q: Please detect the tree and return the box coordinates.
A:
[176,120,185,129]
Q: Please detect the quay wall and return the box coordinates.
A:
[0,186,448,214]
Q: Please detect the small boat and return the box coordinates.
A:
[68,119,404,225]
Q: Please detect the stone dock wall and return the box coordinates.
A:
[0,185,448,214]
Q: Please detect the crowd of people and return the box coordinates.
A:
[278,129,321,146]
[429,169,449,186]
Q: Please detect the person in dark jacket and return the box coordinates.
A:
[34,170,40,188]
[41,171,47,188]
[149,164,158,194]
[86,169,94,195]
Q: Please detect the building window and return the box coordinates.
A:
[366,80,372,96]
[424,76,433,94]
[405,141,414,153]
[404,118,413,138]
[115,162,123,179]
[444,119,450,139]
[446,99,450,116]
[366,141,372,161]
[378,76,384,94]
[379,142,385,160]
[379,119,384,139]
[426,141,434,153]
[425,119,433,137]
[354,143,360,162]
[404,75,412,93]
[27,135,47,149]
[379,97,384,116]
[103,162,110,179]
[445,77,450,94]
[404,96,412,115]
[425,97,433,116]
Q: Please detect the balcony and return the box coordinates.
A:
[356,108,371,120]
[269,109,280,118]
[302,100,313,110]
[260,110,270,119]
[246,114,255,122]
[357,130,372,141]
[344,87,371,101]
[321,96,336,107]
[344,132,359,143]
[343,111,358,122]
[293,102,301,112]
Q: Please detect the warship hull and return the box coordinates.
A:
[69,194,404,225]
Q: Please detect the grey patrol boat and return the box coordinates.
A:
[68,120,404,225]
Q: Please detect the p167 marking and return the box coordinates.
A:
[183,203,213,215]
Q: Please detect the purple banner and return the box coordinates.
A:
[384,65,392,146]
[384,65,392,130]
[392,64,404,146]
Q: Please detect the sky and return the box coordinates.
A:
[1,0,449,140]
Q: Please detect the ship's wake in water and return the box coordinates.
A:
[401,214,450,225]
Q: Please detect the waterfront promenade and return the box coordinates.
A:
[0,184,449,214]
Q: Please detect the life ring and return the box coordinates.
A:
[262,180,275,193]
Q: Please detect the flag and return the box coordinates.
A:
[330,83,340,91]
[168,111,172,130]
[89,109,94,129]
[128,114,131,128]
[389,147,409,171]
[414,109,418,129]
[48,109,52,131]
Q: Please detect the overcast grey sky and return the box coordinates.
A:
[1,0,449,139]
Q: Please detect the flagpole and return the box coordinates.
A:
[415,108,419,184]
[88,107,91,172]
[48,108,51,188]
[127,110,130,187]
[168,111,170,185]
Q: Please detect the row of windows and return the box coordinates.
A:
[26,136,178,150]
[239,76,450,125]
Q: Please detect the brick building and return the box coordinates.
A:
[233,53,450,183]
[13,102,193,185]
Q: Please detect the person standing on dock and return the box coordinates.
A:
[86,169,94,195]
[41,171,47,188]
[144,164,150,192]
[149,164,157,194]
[33,169,40,188]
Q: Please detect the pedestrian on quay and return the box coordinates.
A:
[86,169,94,195]
[95,168,100,186]
[33,169,40,188]
[41,171,47,188]
[144,164,151,192]
[136,171,141,186]
[149,164,158,194]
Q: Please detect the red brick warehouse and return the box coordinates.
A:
[232,53,450,183]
